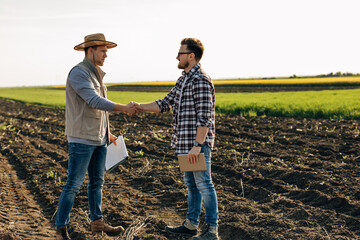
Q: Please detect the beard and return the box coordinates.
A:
[92,55,104,67]
[96,58,104,66]
[178,61,189,69]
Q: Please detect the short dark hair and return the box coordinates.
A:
[181,38,204,61]
[84,46,98,56]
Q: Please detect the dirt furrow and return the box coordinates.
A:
[0,153,56,239]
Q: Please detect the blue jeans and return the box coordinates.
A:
[183,145,218,227]
[56,143,107,229]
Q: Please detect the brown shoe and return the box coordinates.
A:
[91,217,124,236]
[56,226,71,240]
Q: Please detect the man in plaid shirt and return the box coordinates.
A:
[135,38,218,240]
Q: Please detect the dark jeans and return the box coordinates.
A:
[183,145,218,227]
[56,143,106,229]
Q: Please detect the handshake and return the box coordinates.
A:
[115,101,160,115]
[124,101,142,116]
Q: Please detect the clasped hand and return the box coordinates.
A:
[124,101,143,115]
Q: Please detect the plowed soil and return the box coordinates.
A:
[0,98,359,240]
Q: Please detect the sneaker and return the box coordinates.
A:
[193,224,219,240]
[165,219,198,237]
[56,226,71,240]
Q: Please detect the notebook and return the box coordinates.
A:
[177,153,206,172]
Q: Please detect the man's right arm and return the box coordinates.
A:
[69,67,135,115]
[114,102,138,114]
[137,102,161,113]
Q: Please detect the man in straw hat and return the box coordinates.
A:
[55,33,135,239]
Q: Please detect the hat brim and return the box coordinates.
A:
[74,40,117,51]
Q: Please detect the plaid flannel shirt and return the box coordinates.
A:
[156,64,215,154]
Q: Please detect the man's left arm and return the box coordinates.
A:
[188,126,209,164]
[188,77,214,164]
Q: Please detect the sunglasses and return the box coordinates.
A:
[177,52,192,58]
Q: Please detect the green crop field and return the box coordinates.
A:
[0,87,66,108]
[215,89,360,119]
[0,87,166,108]
[0,87,360,119]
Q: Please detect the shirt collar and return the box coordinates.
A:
[83,57,106,81]
[182,63,201,78]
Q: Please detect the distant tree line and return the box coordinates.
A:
[290,72,360,78]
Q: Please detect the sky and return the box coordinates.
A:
[0,0,359,87]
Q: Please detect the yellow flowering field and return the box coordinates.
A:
[107,76,360,86]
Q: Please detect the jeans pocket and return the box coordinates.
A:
[201,145,211,160]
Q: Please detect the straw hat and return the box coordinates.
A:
[74,33,117,51]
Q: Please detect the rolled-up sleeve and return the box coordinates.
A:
[155,86,177,113]
[68,67,115,111]
[193,77,213,127]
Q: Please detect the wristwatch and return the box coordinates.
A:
[194,141,203,147]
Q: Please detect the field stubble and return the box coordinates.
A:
[0,98,359,239]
